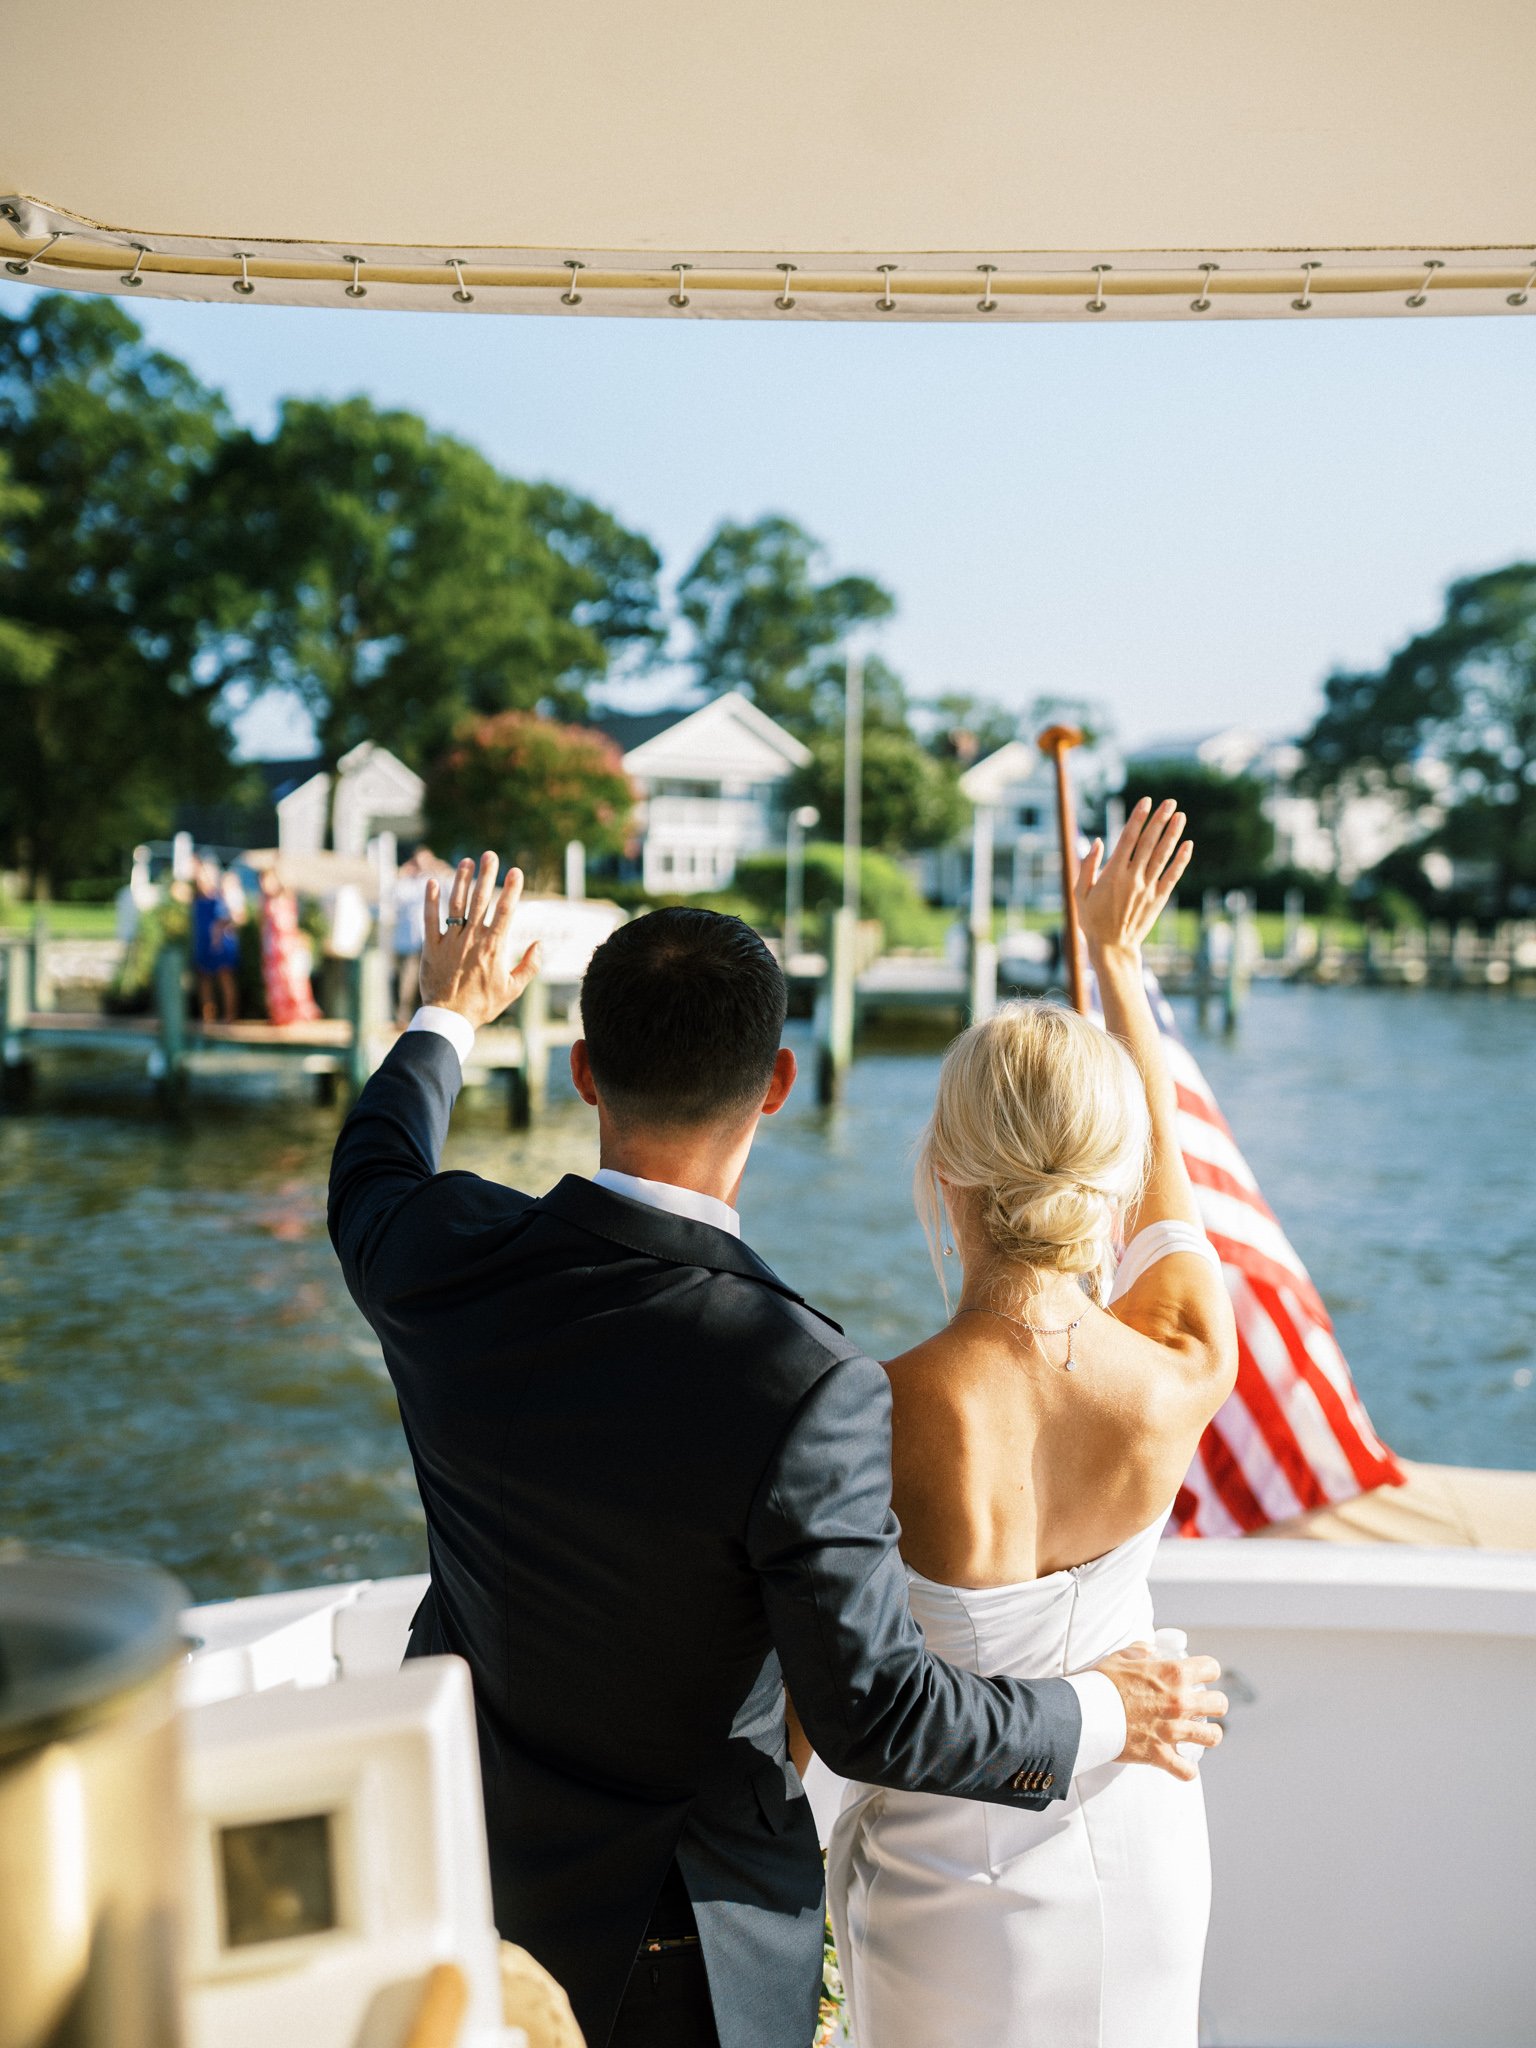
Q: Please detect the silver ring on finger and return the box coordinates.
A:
[444,916,469,928]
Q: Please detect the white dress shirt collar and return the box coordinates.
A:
[591,1167,742,1238]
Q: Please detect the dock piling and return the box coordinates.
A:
[1283,886,1305,965]
[152,943,189,1105]
[507,978,551,1129]
[1223,891,1252,1032]
[2,939,34,1105]
[343,948,389,1100]
[1195,891,1218,1028]
[815,907,857,1104]
[29,917,53,1014]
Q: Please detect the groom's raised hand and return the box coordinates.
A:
[419,853,542,1031]
[1094,1644,1229,1782]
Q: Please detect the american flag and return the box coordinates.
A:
[1106,975,1405,1537]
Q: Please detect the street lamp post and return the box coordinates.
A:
[784,805,819,965]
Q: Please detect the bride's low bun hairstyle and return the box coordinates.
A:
[917,1001,1149,1302]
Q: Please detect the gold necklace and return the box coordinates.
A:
[957,1304,1087,1371]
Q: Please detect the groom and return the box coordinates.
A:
[329,856,1223,2048]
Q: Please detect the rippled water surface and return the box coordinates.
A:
[2,985,1532,1600]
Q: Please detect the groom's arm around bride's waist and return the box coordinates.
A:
[749,1348,1080,1809]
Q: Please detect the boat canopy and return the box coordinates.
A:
[3,0,1534,322]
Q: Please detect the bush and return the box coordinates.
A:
[106,898,190,1012]
[732,843,936,947]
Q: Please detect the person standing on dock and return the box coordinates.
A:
[191,855,244,1025]
[257,865,321,1028]
[328,858,1224,2048]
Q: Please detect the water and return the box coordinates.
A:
[1,985,1533,1602]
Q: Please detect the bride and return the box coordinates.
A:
[823,797,1239,2048]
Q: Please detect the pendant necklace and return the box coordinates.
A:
[958,1303,1087,1370]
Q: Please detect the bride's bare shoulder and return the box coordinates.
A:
[880,1322,984,1397]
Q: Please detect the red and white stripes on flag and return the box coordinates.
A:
[1124,978,1404,1537]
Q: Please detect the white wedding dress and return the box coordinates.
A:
[826,1224,1216,2048]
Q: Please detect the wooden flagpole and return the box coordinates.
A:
[1037,724,1088,1015]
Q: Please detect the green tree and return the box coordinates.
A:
[1301,564,1536,914]
[678,515,895,736]
[425,712,634,887]
[0,451,57,690]
[801,650,912,738]
[1121,761,1274,892]
[202,398,662,767]
[0,296,237,894]
[790,726,965,854]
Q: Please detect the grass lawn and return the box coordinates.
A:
[0,893,1375,957]
[0,897,121,939]
[985,906,1368,957]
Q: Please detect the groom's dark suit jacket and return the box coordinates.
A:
[329,1033,1081,2048]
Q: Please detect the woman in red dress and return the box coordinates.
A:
[259,867,321,1027]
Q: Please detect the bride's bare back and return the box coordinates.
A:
[888,1250,1232,1583]
[888,799,1237,1588]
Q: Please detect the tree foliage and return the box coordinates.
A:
[0,296,236,893]
[0,454,55,688]
[199,398,663,768]
[678,515,895,736]
[1120,761,1274,893]
[791,727,965,855]
[425,712,634,886]
[1300,564,1536,912]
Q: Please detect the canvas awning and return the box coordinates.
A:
[3,0,1534,323]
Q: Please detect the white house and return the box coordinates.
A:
[920,736,1116,910]
[601,692,811,894]
[275,743,425,861]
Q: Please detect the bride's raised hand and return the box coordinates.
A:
[1075,797,1192,963]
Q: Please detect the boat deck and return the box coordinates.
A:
[182,1540,1536,2047]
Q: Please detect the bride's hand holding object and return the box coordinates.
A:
[1091,1642,1228,1783]
[419,852,542,1031]
[1074,797,1193,967]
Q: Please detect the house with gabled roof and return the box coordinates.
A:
[591,691,811,894]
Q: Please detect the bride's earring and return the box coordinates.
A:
[942,1230,955,1259]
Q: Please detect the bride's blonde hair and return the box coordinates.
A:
[916,1001,1149,1304]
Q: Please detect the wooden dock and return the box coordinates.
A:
[0,936,573,1123]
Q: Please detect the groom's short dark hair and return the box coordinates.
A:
[580,907,787,1126]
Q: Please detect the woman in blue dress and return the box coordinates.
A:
[191,856,246,1023]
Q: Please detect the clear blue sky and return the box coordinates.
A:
[7,281,1534,756]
